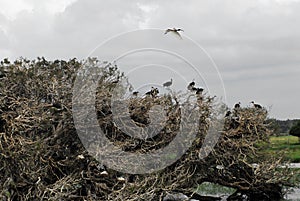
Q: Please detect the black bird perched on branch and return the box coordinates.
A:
[225,111,231,117]
[145,87,159,98]
[191,87,198,92]
[187,81,195,91]
[164,28,184,39]
[234,102,241,109]
[145,90,152,96]
[132,91,139,96]
[196,88,204,95]
[251,101,262,109]
[152,87,159,97]
[163,78,173,87]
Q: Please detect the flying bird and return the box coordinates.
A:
[163,78,173,87]
[164,28,184,39]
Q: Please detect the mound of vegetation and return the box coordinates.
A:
[0,58,298,201]
[266,118,299,136]
[290,120,300,142]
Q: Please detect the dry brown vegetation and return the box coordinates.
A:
[0,58,298,201]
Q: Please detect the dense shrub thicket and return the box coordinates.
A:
[289,120,300,141]
[0,58,298,201]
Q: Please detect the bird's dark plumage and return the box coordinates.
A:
[191,87,198,92]
[163,78,173,87]
[145,90,152,96]
[152,88,159,97]
[225,111,231,117]
[144,87,159,98]
[187,81,195,90]
[251,101,262,109]
[196,88,204,94]
[234,102,241,109]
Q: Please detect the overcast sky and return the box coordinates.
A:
[0,0,299,119]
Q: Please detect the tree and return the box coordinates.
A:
[289,120,300,142]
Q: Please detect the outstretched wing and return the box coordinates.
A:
[164,29,172,34]
[172,31,183,39]
[164,28,183,39]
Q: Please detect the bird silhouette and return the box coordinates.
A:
[187,81,195,91]
[163,78,173,87]
[234,102,241,109]
[196,88,204,95]
[145,90,152,96]
[250,101,262,109]
[164,28,184,39]
[132,91,139,96]
[152,87,159,97]
[225,111,231,117]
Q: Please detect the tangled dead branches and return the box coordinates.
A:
[0,58,298,201]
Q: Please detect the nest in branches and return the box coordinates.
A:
[0,58,298,201]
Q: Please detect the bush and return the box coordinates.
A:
[289,120,300,141]
[0,57,298,201]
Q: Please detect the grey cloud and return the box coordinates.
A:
[2,0,146,59]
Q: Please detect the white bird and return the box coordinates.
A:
[216,165,224,170]
[77,154,85,159]
[100,171,108,176]
[163,78,173,87]
[117,176,126,182]
[164,28,184,39]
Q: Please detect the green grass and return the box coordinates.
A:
[197,182,236,196]
[266,136,300,162]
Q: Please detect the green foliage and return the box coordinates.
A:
[289,120,300,138]
[266,118,299,136]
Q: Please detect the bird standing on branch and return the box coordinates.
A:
[196,88,204,95]
[250,101,262,109]
[163,78,173,88]
[152,87,159,97]
[234,102,241,109]
[225,111,231,117]
[187,81,195,91]
[164,28,184,39]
